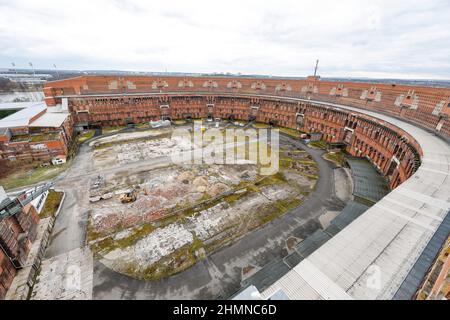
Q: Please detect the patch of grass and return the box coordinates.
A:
[154,212,184,229]
[323,151,344,166]
[135,123,149,129]
[39,190,63,218]
[308,140,328,149]
[253,122,270,129]
[203,225,240,252]
[140,243,198,280]
[279,157,317,170]
[254,172,286,187]
[190,235,204,253]
[277,126,302,138]
[0,163,69,190]
[101,125,126,134]
[298,172,319,180]
[258,197,303,225]
[259,211,280,225]
[77,130,95,143]
[0,109,18,119]
[98,232,206,280]
[93,132,171,150]
[295,160,317,165]
[11,132,60,142]
[223,189,248,203]
[91,223,156,254]
[86,217,104,243]
[275,197,303,212]
[115,224,155,248]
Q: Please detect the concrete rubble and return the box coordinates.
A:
[86,129,318,279]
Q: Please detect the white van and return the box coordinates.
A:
[52,157,66,165]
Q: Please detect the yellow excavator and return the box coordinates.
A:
[120,189,137,203]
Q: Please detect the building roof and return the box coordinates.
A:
[393,211,450,299]
[0,186,8,205]
[0,102,46,128]
[232,285,263,300]
[29,112,69,128]
[261,99,450,300]
[0,101,41,111]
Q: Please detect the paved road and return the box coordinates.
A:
[44,143,92,257]
[92,134,346,299]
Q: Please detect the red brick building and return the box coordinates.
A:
[42,75,450,136]
[42,75,449,189]
[0,187,40,299]
[0,103,73,162]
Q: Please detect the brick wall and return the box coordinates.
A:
[0,203,40,299]
[44,75,450,135]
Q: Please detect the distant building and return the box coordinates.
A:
[0,73,52,85]
[0,102,73,163]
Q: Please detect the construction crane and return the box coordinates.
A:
[314,59,319,77]
[0,182,54,221]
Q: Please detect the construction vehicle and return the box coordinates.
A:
[120,189,137,203]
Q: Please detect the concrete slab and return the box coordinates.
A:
[31,246,93,300]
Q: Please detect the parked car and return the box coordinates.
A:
[52,157,66,165]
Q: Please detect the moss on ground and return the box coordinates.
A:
[253,122,270,129]
[86,224,104,243]
[11,132,60,142]
[0,162,70,190]
[323,151,344,166]
[223,190,249,203]
[101,126,126,134]
[139,237,206,280]
[142,250,196,280]
[255,172,286,187]
[277,126,302,138]
[77,130,95,143]
[280,157,317,170]
[308,140,328,149]
[135,123,150,129]
[0,109,18,119]
[93,132,171,150]
[298,172,319,180]
[257,197,303,225]
[39,190,64,218]
[91,223,156,254]
[190,235,204,253]
[275,197,303,212]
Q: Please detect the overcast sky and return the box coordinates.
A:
[0,0,449,79]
